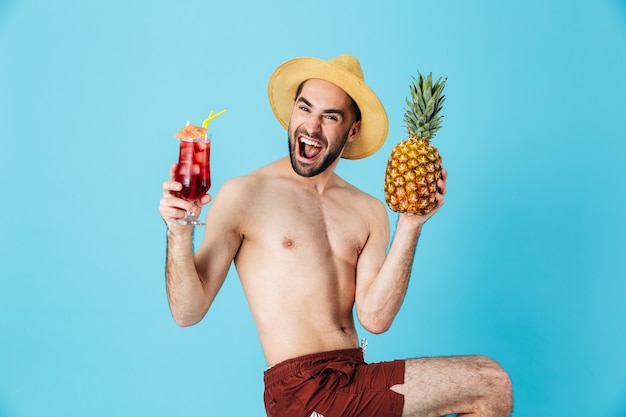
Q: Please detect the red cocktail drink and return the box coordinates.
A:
[175,138,211,202]
[172,114,224,226]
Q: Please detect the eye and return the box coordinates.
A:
[299,106,310,113]
[325,114,339,121]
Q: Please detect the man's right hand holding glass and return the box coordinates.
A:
[159,163,212,232]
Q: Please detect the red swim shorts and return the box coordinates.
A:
[263,348,405,417]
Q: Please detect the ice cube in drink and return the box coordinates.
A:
[174,138,211,202]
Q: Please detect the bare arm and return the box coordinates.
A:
[355,169,447,333]
[159,166,244,326]
[165,228,212,327]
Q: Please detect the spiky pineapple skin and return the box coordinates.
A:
[385,72,446,215]
[384,137,442,215]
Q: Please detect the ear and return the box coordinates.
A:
[346,120,361,143]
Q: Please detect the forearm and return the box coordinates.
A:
[165,229,209,326]
[358,215,422,333]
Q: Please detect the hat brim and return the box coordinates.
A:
[268,57,388,160]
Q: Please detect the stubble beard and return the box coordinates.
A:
[288,125,349,178]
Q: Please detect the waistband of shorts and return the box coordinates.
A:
[264,348,364,385]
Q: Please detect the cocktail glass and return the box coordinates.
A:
[174,134,211,226]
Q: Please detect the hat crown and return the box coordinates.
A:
[329,54,364,81]
[268,54,388,159]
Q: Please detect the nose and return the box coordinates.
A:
[303,114,322,136]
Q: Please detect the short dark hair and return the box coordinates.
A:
[295,80,362,122]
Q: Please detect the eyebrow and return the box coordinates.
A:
[297,97,345,117]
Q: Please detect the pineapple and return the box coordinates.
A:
[384,72,446,215]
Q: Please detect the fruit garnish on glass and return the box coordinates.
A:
[172,109,226,226]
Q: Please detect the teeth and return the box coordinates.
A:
[301,138,321,147]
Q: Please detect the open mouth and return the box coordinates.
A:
[299,136,324,160]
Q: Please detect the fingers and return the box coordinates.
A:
[160,165,195,225]
[435,168,447,205]
[159,166,213,227]
[159,189,192,224]
[420,168,447,221]
[438,168,448,195]
[163,165,181,194]
[198,194,212,206]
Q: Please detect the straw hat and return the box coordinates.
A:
[268,54,388,160]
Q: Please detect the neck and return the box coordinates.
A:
[281,157,340,195]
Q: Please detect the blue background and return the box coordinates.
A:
[1,0,625,416]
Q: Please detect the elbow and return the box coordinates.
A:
[357,310,394,334]
[173,317,198,327]
[364,321,392,335]
[168,298,210,327]
[171,311,203,327]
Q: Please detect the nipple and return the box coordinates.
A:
[282,237,296,249]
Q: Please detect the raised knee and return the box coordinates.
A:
[476,356,513,412]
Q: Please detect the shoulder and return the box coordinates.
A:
[334,177,389,225]
[220,174,261,193]
[219,159,281,192]
[338,176,387,211]
[212,160,281,206]
[360,190,389,229]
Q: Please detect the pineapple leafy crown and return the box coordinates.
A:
[404,72,447,142]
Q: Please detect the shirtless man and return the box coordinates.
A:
[159,55,512,417]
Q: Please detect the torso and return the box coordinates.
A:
[231,158,379,366]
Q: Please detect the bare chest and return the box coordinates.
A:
[242,190,367,261]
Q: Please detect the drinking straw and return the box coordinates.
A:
[202,109,227,130]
